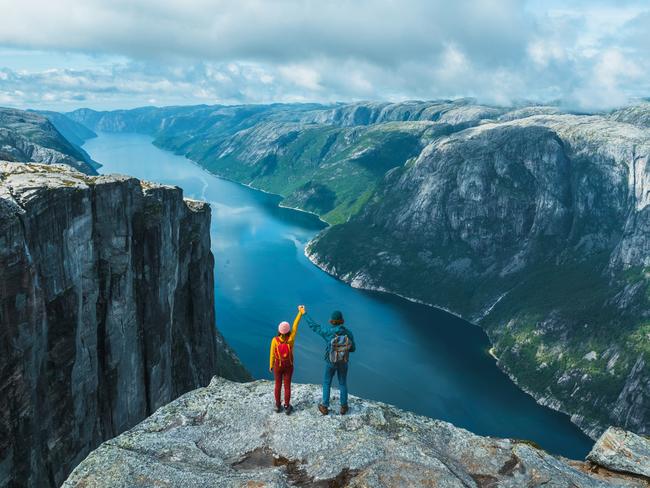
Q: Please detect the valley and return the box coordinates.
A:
[63,100,650,439]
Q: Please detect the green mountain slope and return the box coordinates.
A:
[308,114,650,438]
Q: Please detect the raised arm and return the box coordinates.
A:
[306,315,330,340]
[288,305,305,346]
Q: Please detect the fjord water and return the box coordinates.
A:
[85,132,593,458]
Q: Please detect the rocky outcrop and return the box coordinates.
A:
[588,427,650,478]
[63,378,650,487]
[0,108,98,174]
[0,163,249,488]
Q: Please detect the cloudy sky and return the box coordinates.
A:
[0,0,648,111]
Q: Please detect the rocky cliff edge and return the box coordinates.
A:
[63,378,650,488]
[0,162,249,488]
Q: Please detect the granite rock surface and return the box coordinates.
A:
[0,162,249,488]
[64,378,650,488]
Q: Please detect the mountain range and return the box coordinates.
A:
[41,100,650,438]
[1,101,648,486]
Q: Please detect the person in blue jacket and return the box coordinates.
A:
[306,310,356,415]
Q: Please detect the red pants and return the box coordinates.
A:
[273,361,294,407]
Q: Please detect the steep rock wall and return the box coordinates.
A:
[307,115,650,438]
[0,162,249,488]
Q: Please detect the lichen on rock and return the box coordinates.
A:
[587,427,650,479]
[63,378,649,488]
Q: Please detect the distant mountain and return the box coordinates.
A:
[66,105,216,134]
[0,108,98,174]
[34,109,97,146]
[610,102,650,129]
[68,100,504,223]
[63,100,650,438]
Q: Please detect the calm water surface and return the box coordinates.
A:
[85,132,593,458]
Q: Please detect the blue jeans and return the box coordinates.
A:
[322,361,348,407]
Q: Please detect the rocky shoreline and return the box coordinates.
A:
[304,244,603,440]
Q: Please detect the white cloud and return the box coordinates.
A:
[0,0,648,110]
[278,65,321,91]
[436,44,471,82]
[572,48,646,110]
[527,39,567,68]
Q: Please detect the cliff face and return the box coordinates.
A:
[0,108,98,174]
[307,114,650,438]
[62,378,650,488]
[0,162,249,488]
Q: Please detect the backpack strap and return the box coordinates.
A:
[275,336,283,367]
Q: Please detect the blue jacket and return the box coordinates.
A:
[306,316,356,362]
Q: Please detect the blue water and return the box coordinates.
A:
[84,132,593,458]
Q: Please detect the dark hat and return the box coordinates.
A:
[330,310,344,324]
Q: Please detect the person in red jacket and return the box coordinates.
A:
[270,305,305,414]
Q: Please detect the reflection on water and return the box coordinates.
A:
[84,132,593,458]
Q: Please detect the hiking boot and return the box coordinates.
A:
[318,404,329,416]
[285,404,293,415]
[340,405,349,415]
[275,405,283,413]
